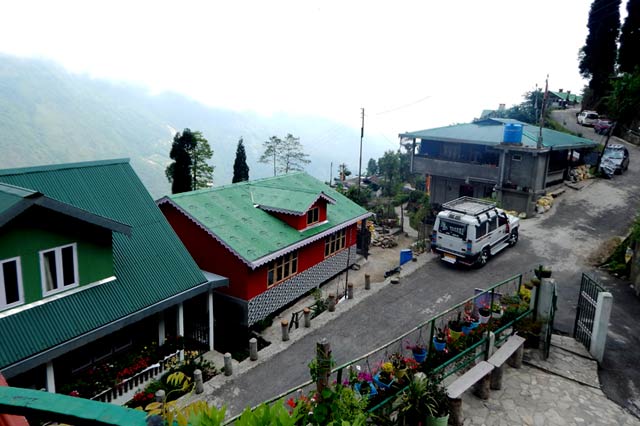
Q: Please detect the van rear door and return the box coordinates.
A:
[436,218,468,253]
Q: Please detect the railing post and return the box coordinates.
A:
[316,339,332,400]
[589,292,613,363]
[249,338,258,361]
[303,307,311,328]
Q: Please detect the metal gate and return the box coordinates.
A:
[543,287,557,359]
[573,273,605,349]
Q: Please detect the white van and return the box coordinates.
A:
[577,111,599,126]
[431,197,519,267]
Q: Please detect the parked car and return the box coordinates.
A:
[577,111,599,126]
[431,197,519,267]
[600,144,630,177]
[594,118,613,135]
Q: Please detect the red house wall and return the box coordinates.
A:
[160,204,252,300]
[161,202,358,303]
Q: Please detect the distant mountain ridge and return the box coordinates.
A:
[0,54,391,197]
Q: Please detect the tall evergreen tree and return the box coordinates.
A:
[366,158,378,176]
[579,0,621,109]
[232,137,250,183]
[619,0,640,73]
[166,129,197,194]
[259,136,282,176]
[165,128,213,194]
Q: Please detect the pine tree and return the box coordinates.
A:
[619,0,640,73]
[259,136,282,176]
[232,138,250,183]
[259,134,310,175]
[366,158,378,176]
[579,0,621,109]
[165,128,213,194]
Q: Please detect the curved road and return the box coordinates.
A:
[203,122,640,417]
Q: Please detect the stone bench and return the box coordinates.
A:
[446,360,494,426]
[487,333,526,390]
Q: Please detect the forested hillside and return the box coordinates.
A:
[0,55,389,197]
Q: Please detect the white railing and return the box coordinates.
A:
[90,350,181,404]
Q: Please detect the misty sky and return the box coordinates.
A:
[0,0,599,147]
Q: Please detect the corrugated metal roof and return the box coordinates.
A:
[0,159,217,370]
[162,172,370,266]
[399,118,598,150]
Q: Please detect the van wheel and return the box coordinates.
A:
[477,247,490,267]
[508,229,519,247]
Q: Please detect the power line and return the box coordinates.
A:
[374,95,432,116]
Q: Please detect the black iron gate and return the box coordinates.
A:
[573,273,605,349]
[543,287,557,359]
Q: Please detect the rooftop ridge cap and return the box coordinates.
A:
[169,172,312,198]
[0,158,130,177]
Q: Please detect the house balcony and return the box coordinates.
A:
[412,155,500,182]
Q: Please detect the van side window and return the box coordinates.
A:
[476,222,487,238]
[488,216,497,232]
[498,214,508,227]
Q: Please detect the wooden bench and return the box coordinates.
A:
[446,361,494,426]
[487,334,526,390]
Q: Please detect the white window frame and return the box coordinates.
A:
[40,243,79,297]
[1,257,24,309]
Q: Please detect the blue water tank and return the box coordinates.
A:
[503,123,523,144]
[400,249,413,265]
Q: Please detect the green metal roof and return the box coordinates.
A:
[0,159,225,371]
[549,91,583,103]
[399,118,598,150]
[160,172,371,268]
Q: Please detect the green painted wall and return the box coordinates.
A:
[0,207,113,305]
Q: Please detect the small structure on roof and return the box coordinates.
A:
[158,172,372,349]
[401,118,598,216]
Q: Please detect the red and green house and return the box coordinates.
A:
[158,172,372,348]
[0,159,227,394]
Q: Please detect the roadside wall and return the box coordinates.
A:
[631,240,640,297]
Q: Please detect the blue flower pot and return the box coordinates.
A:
[462,325,472,335]
[373,372,395,390]
[354,381,377,398]
[433,337,446,352]
[412,349,427,363]
[470,320,480,329]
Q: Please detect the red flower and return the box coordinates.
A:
[286,398,296,408]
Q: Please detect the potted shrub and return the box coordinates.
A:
[514,318,544,348]
[478,305,491,323]
[424,376,450,426]
[406,342,428,363]
[448,313,463,341]
[349,366,377,399]
[535,265,552,279]
[432,328,447,352]
[373,362,395,390]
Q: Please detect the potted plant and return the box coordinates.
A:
[514,318,544,348]
[406,341,428,363]
[349,366,377,399]
[448,313,463,341]
[491,302,503,319]
[373,362,395,390]
[478,305,491,324]
[389,352,419,384]
[432,328,447,352]
[424,376,450,426]
[535,265,552,279]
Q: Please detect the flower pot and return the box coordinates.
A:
[535,269,552,279]
[412,349,427,363]
[478,313,490,324]
[433,337,446,352]
[491,309,503,319]
[373,372,395,390]
[470,320,480,329]
[449,329,462,341]
[461,324,472,335]
[426,414,450,426]
[354,381,377,398]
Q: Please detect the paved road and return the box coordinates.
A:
[199,119,640,417]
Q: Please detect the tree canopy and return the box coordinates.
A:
[165,128,213,194]
[579,0,621,109]
[619,0,640,73]
[259,134,310,175]
[366,158,378,176]
[232,138,249,183]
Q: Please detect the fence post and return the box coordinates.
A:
[536,279,555,326]
[224,353,233,376]
[589,292,613,363]
[316,339,332,400]
[365,274,371,290]
[303,308,311,328]
[281,320,290,341]
[249,338,259,361]
[194,369,204,394]
[327,294,336,312]
[347,283,354,300]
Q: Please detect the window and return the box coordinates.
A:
[475,222,487,239]
[438,220,467,239]
[307,207,319,225]
[488,216,497,232]
[1,257,23,309]
[40,243,78,296]
[325,229,346,257]
[512,154,522,161]
[498,213,508,227]
[267,251,298,287]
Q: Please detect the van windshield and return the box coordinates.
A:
[438,219,467,239]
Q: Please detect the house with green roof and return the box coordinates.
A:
[548,89,582,108]
[0,159,227,395]
[400,118,598,216]
[158,172,372,348]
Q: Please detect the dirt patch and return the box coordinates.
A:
[586,236,622,266]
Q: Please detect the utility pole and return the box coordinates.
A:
[329,162,333,187]
[357,108,365,197]
[537,75,549,150]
